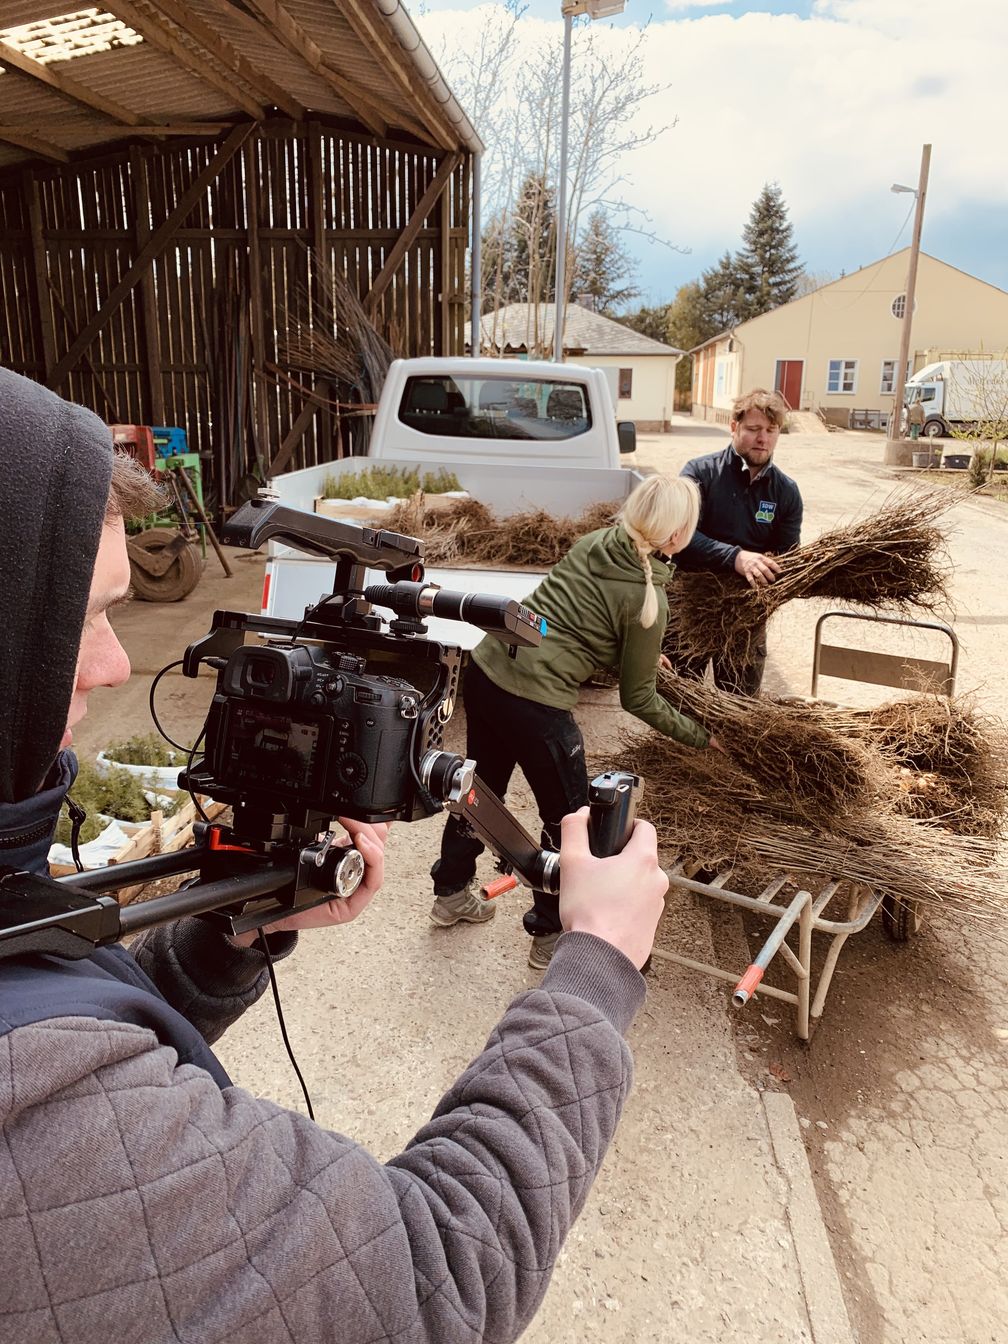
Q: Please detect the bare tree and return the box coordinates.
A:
[949,353,1008,483]
[425,7,670,346]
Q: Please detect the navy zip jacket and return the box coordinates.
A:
[675,443,803,573]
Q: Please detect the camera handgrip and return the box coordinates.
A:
[587,771,642,859]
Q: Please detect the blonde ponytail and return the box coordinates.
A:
[619,475,700,628]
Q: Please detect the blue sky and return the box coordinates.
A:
[417,0,1008,308]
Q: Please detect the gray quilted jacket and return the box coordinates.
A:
[0,925,642,1343]
[0,366,646,1342]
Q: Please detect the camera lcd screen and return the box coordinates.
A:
[224,704,326,794]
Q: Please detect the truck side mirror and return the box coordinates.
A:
[617,421,636,455]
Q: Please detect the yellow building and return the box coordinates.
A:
[690,251,1008,427]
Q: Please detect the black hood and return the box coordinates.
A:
[0,368,113,803]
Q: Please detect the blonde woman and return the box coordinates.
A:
[430,473,714,968]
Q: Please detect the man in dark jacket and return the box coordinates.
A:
[0,366,669,1344]
[675,387,803,693]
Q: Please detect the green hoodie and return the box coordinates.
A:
[473,524,708,748]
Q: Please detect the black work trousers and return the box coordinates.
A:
[672,619,768,696]
[431,662,589,937]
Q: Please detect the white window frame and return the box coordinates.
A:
[880,359,910,395]
[827,358,858,395]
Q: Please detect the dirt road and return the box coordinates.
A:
[76,421,1007,1342]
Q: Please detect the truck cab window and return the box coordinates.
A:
[399,377,592,440]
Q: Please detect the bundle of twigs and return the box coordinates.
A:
[820,695,1008,837]
[383,496,618,567]
[664,491,954,674]
[656,673,1007,839]
[619,733,1005,919]
[279,263,397,408]
[656,670,877,821]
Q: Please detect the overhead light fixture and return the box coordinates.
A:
[562,0,627,18]
[891,183,917,195]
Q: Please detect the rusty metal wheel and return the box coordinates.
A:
[881,893,923,942]
[127,527,204,602]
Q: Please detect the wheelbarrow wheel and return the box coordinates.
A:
[128,527,205,602]
[881,893,922,942]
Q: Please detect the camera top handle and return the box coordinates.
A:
[223,497,425,572]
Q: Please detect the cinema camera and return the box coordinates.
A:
[0,500,641,960]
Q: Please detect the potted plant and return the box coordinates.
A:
[314,466,465,521]
[97,731,190,791]
[48,758,182,875]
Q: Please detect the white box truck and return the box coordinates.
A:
[903,357,1008,439]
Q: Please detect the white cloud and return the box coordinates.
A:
[418,0,1008,298]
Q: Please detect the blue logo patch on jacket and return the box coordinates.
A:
[755,499,777,524]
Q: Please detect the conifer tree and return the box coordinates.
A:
[481,173,557,310]
[735,182,802,319]
[571,208,640,314]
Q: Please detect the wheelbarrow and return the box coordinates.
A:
[652,612,959,1039]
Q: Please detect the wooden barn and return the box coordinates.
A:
[0,3,481,511]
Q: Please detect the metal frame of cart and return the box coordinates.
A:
[651,862,885,1041]
[652,612,959,1040]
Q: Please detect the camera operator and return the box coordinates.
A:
[430,473,716,968]
[0,367,669,1344]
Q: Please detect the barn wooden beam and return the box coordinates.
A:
[236,0,386,137]
[129,123,234,137]
[243,138,270,470]
[268,377,333,477]
[24,173,58,380]
[48,123,254,392]
[129,147,165,424]
[336,0,456,149]
[146,0,304,120]
[106,0,266,119]
[364,152,461,314]
[0,121,232,137]
[0,37,144,125]
[0,128,68,162]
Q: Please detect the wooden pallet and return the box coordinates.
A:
[52,797,227,901]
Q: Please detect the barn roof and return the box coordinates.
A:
[0,1,482,171]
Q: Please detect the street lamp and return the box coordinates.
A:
[884,144,931,466]
[552,0,628,364]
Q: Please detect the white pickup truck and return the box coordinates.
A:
[262,357,643,642]
[271,356,640,518]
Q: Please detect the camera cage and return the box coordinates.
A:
[2,500,648,961]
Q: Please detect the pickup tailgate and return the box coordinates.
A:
[262,554,547,649]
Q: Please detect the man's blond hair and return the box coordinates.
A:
[105,450,165,523]
[730,388,788,428]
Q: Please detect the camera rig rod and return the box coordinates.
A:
[421,754,643,894]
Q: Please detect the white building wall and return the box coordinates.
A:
[585,355,677,428]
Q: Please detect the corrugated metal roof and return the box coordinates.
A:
[0,0,480,172]
[477,303,683,357]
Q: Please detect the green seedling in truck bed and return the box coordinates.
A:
[320,466,461,500]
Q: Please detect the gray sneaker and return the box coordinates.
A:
[528,930,562,970]
[429,883,496,927]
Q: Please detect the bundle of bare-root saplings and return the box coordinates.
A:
[663,491,954,678]
[382,496,619,568]
[622,671,1008,921]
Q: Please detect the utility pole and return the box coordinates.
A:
[551,0,626,364]
[884,143,931,466]
[552,7,574,364]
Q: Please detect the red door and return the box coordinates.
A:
[774,360,803,409]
